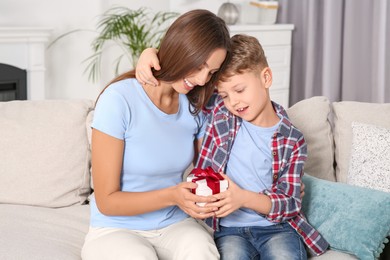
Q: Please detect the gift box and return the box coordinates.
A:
[187,167,228,207]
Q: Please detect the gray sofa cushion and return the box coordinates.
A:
[0,204,89,260]
[287,96,336,181]
[0,99,94,207]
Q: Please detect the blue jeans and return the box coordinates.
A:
[214,223,307,260]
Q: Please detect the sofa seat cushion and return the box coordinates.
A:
[0,204,89,260]
[0,99,94,207]
[308,250,357,260]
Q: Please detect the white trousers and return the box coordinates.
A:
[81,218,219,260]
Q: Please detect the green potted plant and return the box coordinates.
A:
[50,7,178,82]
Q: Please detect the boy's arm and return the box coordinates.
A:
[263,134,307,223]
[135,48,160,86]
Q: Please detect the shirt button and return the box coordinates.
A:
[272,151,277,156]
[273,174,278,179]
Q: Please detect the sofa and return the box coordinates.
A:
[0,96,389,260]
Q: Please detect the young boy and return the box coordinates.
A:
[196,34,329,259]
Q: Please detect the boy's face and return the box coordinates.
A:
[217,67,273,126]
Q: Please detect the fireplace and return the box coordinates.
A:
[0,27,51,100]
[0,63,27,101]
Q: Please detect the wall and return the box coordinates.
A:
[0,0,169,100]
[0,0,246,100]
[170,0,248,22]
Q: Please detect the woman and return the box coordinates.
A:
[81,9,231,260]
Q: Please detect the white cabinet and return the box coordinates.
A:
[229,24,294,108]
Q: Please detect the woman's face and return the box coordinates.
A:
[171,48,227,94]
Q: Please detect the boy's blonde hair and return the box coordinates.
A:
[218,34,268,83]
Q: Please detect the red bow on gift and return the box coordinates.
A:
[190,167,224,194]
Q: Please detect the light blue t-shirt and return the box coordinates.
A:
[221,119,280,227]
[90,78,206,230]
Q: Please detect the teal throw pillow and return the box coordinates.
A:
[302,174,390,260]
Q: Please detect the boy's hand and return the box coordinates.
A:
[300,182,305,199]
[135,48,160,86]
[207,172,246,218]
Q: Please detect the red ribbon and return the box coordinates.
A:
[190,167,224,194]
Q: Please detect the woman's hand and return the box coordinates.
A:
[172,181,218,219]
[135,48,160,86]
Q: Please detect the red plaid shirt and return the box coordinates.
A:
[196,94,329,256]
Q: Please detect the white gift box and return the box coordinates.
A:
[187,174,228,207]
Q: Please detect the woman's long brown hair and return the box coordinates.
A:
[96,9,231,114]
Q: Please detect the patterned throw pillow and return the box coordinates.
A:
[347,122,390,193]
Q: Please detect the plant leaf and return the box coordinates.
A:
[49,6,178,82]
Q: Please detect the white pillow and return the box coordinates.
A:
[0,100,94,207]
[347,122,390,193]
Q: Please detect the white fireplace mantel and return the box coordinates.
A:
[0,27,52,100]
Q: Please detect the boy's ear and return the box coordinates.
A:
[262,67,273,88]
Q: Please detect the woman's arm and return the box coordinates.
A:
[92,129,217,218]
[193,137,203,166]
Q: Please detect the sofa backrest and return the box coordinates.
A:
[1,97,387,207]
[0,99,94,208]
[287,96,390,183]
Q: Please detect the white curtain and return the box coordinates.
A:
[277,0,390,105]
